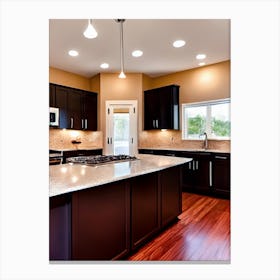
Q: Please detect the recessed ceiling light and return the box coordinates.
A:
[100,63,109,69]
[132,50,143,57]
[198,62,206,66]
[196,54,206,60]
[173,40,186,48]
[68,50,79,57]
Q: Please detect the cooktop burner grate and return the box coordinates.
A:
[66,154,137,165]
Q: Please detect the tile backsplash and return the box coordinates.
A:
[49,129,103,150]
[138,130,230,152]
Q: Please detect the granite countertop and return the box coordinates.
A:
[49,154,192,197]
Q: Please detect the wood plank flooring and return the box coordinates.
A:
[127,192,230,261]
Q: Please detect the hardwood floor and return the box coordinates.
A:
[127,192,230,261]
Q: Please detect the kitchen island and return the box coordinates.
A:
[50,154,191,261]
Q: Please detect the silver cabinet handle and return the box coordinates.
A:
[131,137,133,144]
[85,119,88,129]
[153,120,156,128]
[110,137,112,144]
[156,119,159,128]
[209,161,212,187]
[70,117,73,128]
[192,160,195,170]
[188,162,192,170]
[81,119,84,129]
[215,155,228,160]
[196,161,198,170]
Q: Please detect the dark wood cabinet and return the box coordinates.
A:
[49,194,71,260]
[160,166,182,227]
[83,92,98,131]
[180,152,211,194]
[138,149,230,199]
[50,165,183,260]
[49,83,98,131]
[67,88,82,129]
[49,83,56,107]
[71,181,130,260]
[144,84,179,130]
[131,173,160,250]
[212,153,230,198]
[54,85,68,129]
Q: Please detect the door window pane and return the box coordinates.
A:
[113,113,129,155]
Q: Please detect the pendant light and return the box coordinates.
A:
[83,19,98,39]
[116,19,126,79]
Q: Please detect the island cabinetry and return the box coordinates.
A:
[160,166,182,227]
[49,194,71,260]
[131,172,160,250]
[71,180,130,260]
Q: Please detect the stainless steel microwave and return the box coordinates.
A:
[49,107,59,126]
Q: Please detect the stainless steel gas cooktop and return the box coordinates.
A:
[66,154,137,165]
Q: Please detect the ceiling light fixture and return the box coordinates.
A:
[196,54,206,60]
[100,63,109,69]
[68,50,79,57]
[116,19,126,79]
[132,50,143,57]
[173,40,186,48]
[83,19,98,39]
[198,62,206,66]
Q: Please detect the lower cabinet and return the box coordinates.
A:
[212,153,230,198]
[131,173,160,250]
[160,166,182,227]
[49,166,183,260]
[180,152,211,194]
[49,194,71,260]
[139,149,230,199]
[71,181,130,260]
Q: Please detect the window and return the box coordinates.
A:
[182,99,230,140]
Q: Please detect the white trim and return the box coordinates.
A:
[105,100,138,156]
[182,98,231,140]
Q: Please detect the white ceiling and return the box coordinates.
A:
[49,19,230,78]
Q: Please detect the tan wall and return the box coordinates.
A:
[49,67,91,91]
[151,60,230,103]
[138,61,230,151]
[49,61,230,152]
[99,73,143,137]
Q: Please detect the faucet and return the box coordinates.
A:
[200,132,208,150]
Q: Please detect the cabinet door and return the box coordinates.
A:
[72,181,130,260]
[144,90,159,130]
[212,154,230,198]
[159,85,179,130]
[67,89,82,130]
[49,84,56,107]
[131,173,160,250]
[195,154,211,193]
[160,166,182,227]
[55,85,68,129]
[49,194,71,260]
[83,92,97,131]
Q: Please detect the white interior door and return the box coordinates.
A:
[105,100,138,156]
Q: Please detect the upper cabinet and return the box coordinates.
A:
[49,83,98,131]
[144,85,180,130]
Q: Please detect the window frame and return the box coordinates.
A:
[182,98,231,140]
